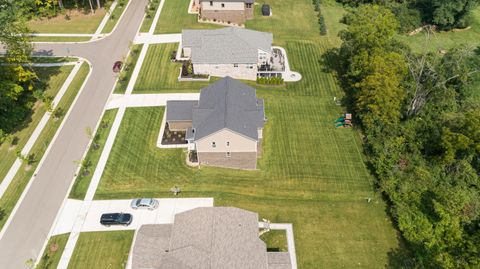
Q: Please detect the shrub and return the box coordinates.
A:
[256,76,284,85]
[319,14,327,35]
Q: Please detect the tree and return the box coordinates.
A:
[416,0,480,29]
[0,0,37,136]
[354,52,407,129]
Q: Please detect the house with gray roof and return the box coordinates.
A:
[191,0,254,26]
[131,207,292,269]
[165,76,265,170]
[180,27,275,81]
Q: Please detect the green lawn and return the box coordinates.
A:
[68,231,134,269]
[0,63,90,230]
[93,0,401,267]
[114,44,143,94]
[260,230,288,252]
[69,109,118,200]
[398,7,480,53]
[36,233,69,269]
[133,43,214,93]
[153,0,221,34]
[31,36,92,42]
[28,9,107,34]
[0,65,74,184]
[139,0,161,33]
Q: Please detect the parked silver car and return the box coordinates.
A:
[130,198,159,210]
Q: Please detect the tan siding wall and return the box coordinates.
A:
[201,1,245,10]
[200,9,247,25]
[245,5,253,19]
[194,63,257,80]
[198,152,257,170]
[168,121,192,131]
[182,47,192,58]
[196,129,257,152]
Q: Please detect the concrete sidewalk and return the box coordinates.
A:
[133,33,182,44]
[106,93,199,109]
[0,61,84,200]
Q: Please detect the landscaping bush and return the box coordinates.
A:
[319,14,327,35]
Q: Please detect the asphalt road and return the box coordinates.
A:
[0,1,148,267]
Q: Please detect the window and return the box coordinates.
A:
[212,142,216,148]
[226,152,231,157]
[233,63,238,68]
[246,3,252,8]
[221,3,225,7]
[226,141,230,146]
[210,1,213,5]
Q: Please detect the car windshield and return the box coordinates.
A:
[136,200,142,206]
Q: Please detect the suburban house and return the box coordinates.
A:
[131,207,292,269]
[191,0,254,25]
[180,27,286,81]
[165,77,265,170]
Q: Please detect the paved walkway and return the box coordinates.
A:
[259,222,298,269]
[133,33,182,44]
[0,60,84,200]
[106,93,199,109]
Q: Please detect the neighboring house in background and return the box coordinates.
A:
[192,0,254,25]
[180,27,285,81]
[165,76,265,170]
[131,207,292,269]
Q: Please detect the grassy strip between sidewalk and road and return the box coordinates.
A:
[101,0,130,34]
[69,109,119,200]
[114,44,143,94]
[35,233,69,269]
[0,65,74,185]
[139,0,161,33]
[0,63,90,231]
[67,230,134,269]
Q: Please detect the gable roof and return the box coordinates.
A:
[166,100,197,121]
[191,77,265,141]
[133,207,291,269]
[182,27,273,64]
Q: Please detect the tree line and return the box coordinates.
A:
[337,0,480,31]
[18,0,106,19]
[334,4,480,268]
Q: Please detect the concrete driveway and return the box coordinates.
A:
[52,198,214,235]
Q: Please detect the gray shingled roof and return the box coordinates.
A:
[200,0,254,3]
[182,27,272,64]
[191,76,265,141]
[166,101,197,121]
[133,207,291,269]
[132,224,172,269]
[267,252,292,269]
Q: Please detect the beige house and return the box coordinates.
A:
[166,77,265,170]
[131,207,292,269]
[180,27,275,81]
[193,0,254,25]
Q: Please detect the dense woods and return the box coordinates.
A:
[338,0,480,31]
[0,0,36,142]
[336,4,480,268]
